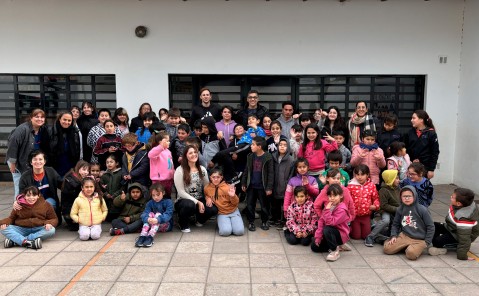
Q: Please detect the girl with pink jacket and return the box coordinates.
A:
[350,130,386,185]
[148,131,175,197]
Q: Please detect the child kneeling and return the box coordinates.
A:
[135,183,173,247]
[285,186,318,246]
[311,184,351,261]
[1,186,57,249]
[384,186,434,260]
[204,168,244,236]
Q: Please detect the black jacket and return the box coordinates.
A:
[49,121,81,174]
[189,103,222,126]
[76,114,98,162]
[404,128,440,172]
[235,104,270,127]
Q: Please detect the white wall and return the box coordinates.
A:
[0,0,466,184]
[455,0,479,193]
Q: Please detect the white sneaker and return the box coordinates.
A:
[181,228,191,233]
[195,222,203,227]
[339,242,352,251]
[326,248,340,261]
[428,247,447,256]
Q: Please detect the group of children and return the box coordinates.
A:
[1,106,477,264]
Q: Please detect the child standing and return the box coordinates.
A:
[347,164,380,240]
[384,186,435,260]
[271,139,295,228]
[318,151,350,189]
[350,130,386,185]
[93,119,124,171]
[110,182,149,236]
[289,124,303,161]
[165,107,182,140]
[100,154,123,221]
[332,130,352,173]
[261,115,272,139]
[364,170,400,247]
[170,123,190,168]
[1,186,57,249]
[377,114,402,154]
[204,168,244,236]
[200,117,224,168]
[70,177,108,240]
[400,163,434,207]
[387,142,411,181]
[148,131,175,197]
[429,188,479,260]
[283,158,319,214]
[285,186,318,246]
[311,184,351,261]
[266,121,287,154]
[298,123,338,181]
[241,136,274,231]
[135,112,156,144]
[121,133,150,188]
[135,183,173,247]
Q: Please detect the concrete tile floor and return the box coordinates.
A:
[0,184,478,295]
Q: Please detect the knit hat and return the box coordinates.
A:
[382,170,398,187]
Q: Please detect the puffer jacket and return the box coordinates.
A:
[347,178,380,217]
[70,192,108,226]
[350,145,386,184]
[284,174,319,212]
[314,202,350,245]
[445,202,479,260]
[113,182,149,223]
[286,200,318,236]
[0,196,58,228]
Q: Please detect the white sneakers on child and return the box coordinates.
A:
[326,248,340,261]
[428,247,447,256]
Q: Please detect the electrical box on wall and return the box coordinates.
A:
[439,56,448,64]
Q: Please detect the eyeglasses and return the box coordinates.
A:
[247,96,258,100]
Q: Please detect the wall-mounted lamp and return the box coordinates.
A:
[135,26,147,38]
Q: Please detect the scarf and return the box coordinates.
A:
[264,129,272,137]
[348,113,376,147]
[360,142,379,151]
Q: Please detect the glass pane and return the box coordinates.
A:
[96,93,116,101]
[96,85,116,92]
[299,94,320,101]
[349,86,371,93]
[350,77,371,84]
[70,76,92,83]
[0,100,15,108]
[374,93,397,102]
[375,77,396,84]
[257,94,292,102]
[70,84,92,91]
[375,86,396,92]
[18,84,40,91]
[399,85,415,93]
[0,84,14,91]
[299,77,321,84]
[349,94,371,102]
[214,93,240,101]
[70,93,93,101]
[400,77,416,84]
[298,102,323,112]
[324,86,345,93]
[44,84,66,91]
[95,76,116,84]
[18,76,39,83]
[299,86,321,93]
[398,94,418,102]
[324,94,345,102]
[323,102,346,111]
[325,77,346,84]
[95,101,117,109]
[44,76,66,83]
[0,75,14,83]
[0,93,14,100]
[250,86,291,93]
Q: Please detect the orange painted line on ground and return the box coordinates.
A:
[467,251,479,262]
[58,236,119,296]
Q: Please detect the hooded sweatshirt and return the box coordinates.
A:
[399,177,434,207]
[297,140,338,173]
[113,182,149,223]
[200,117,222,164]
[272,139,295,200]
[390,186,435,246]
[378,170,400,215]
[204,181,239,215]
[148,143,175,182]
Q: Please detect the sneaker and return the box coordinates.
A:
[339,242,352,252]
[254,212,260,219]
[23,238,42,250]
[260,222,269,231]
[181,227,191,233]
[248,223,256,232]
[428,247,448,256]
[326,248,340,261]
[4,238,14,248]
[109,228,124,236]
[374,234,389,245]
[143,236,154,247]
[364,236,374,247]
[135,236,146,247]
[276,223,285,231]
[195,222,203,227]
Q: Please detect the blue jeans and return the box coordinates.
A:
[1,225,56,246]
[45,198,57,209]
[217,209,244,236]
[7,161,21,198]
[369,212,391,238]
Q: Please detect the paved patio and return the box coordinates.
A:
[0,183,478,296]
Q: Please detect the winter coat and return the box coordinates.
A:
[286,200,318,236]
[377,128,402,154]
[272,143,295,200]
[404,127,440,172]
[445,202,479,260]
[148,144,175,183]
[76,114,99,162]
[141,198,174,225]
[350,145,386,184]
[378,182,400,215]
[70,192,108,226]
[298,140,338,173]
[235,103,270,127]
[204,181,239,215]
[100,168,123,199]
[387,154,411,181]
[113,182,149,223]
[61,171,83,217]
[284,174,319,212]
[314,184,356,222]
[238,126,266,145]
[347,178,380,217]
[49,121,81,176]
[241,152,274,192]
[0,196,58,228]
[314,202,350,245]
[121,143,150,187]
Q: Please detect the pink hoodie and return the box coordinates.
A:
[298,140,338,173]
[148,145,175,182]
[314,184,356,222]
[314,202,350,245]
[350,145,386,184]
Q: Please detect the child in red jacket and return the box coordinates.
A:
[347,164,379,240]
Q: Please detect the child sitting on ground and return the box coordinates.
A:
[429,187,479,260]
[364,170,400,247]
[285,186,318,246]
[204,168,244,237]
[1,186,57,249]
[384,186,435,261]
[109,182,149,236]
[347,164,380,241]
[332,130,351,173]
[71,177,108,240]
[135,183,173,247]
[400,163,434,207]
[311,184,351,261]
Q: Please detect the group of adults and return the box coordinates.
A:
[5,89,439,228]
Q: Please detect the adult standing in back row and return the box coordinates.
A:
[189,88,222,126]
[276,102,299,140]
[348,101,379,148]
[235,90,270,127]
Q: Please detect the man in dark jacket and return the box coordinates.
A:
[235,90,270,127]
[189,88,222,126]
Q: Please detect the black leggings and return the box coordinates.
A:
[175,198,218,229]
[432,222,458,248]
[284,229,312,246]
[310,226,343,253]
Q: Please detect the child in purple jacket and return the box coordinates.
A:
[283,158,320,213]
